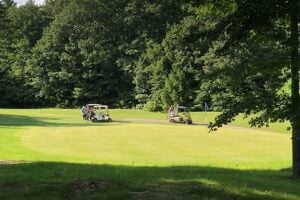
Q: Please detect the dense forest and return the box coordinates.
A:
[0,0,295,111]
[1,0,300,177]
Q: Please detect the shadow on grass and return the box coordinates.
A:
[0,114,128,127]
[0,114,186,128]
[0,162,299,200]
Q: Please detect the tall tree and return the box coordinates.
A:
[134,13,209,111]
[2,0,16,8]
[0,2,4,27]
[122,0,191,110]
[32,0,132,107]
[0,0,51,107]
[204,0,300,178]
[290,10,300,178]
[0,1,8,30]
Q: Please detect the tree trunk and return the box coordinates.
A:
[290,14,300,178]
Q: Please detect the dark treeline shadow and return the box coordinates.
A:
[0,162,299,200]
[0,114,187,127]
[0,114,124,127]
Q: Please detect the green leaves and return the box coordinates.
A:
[31,0,135,107]
[0,0,297,115]
[202,0,299,131]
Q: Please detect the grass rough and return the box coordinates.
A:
[0,109,298,200]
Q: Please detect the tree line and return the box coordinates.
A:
[1,0,300,177]
[0,0,197,109]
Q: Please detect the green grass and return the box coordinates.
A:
[0,109,298,200]
[0,108,291,133]
[190,112,291,134]
[1,163,299,200]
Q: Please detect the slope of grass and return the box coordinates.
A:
[0,109,297,200]
[1,163,299,200]
[190,112,291,134]
[0,108,290,133]
[0,123,290,168]
[0,109,291,168]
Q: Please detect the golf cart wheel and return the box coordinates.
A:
[169,119,175,123]
[91,118,97,123]
[108,118,113,122]
[185,119,192,125]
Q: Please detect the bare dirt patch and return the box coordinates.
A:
[71,179,107,192]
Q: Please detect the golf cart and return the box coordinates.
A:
[82,104,112,122]
[167,104,192,124]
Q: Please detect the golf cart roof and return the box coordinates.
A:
[87,104,101,106]
[94,105,108,108]
[86,104,108,108]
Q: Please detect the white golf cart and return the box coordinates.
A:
[167,104,192,124]
[83,104,112,122]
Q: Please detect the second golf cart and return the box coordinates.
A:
[167,104,192,124]
[82,104,112,122]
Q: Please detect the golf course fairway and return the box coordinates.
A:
[0,109,291,168]
[0,109,299,200]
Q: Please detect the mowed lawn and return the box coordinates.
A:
[0,109,299,200]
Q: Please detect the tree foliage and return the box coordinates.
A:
[200,0,300,177]
[1,0,300,177]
